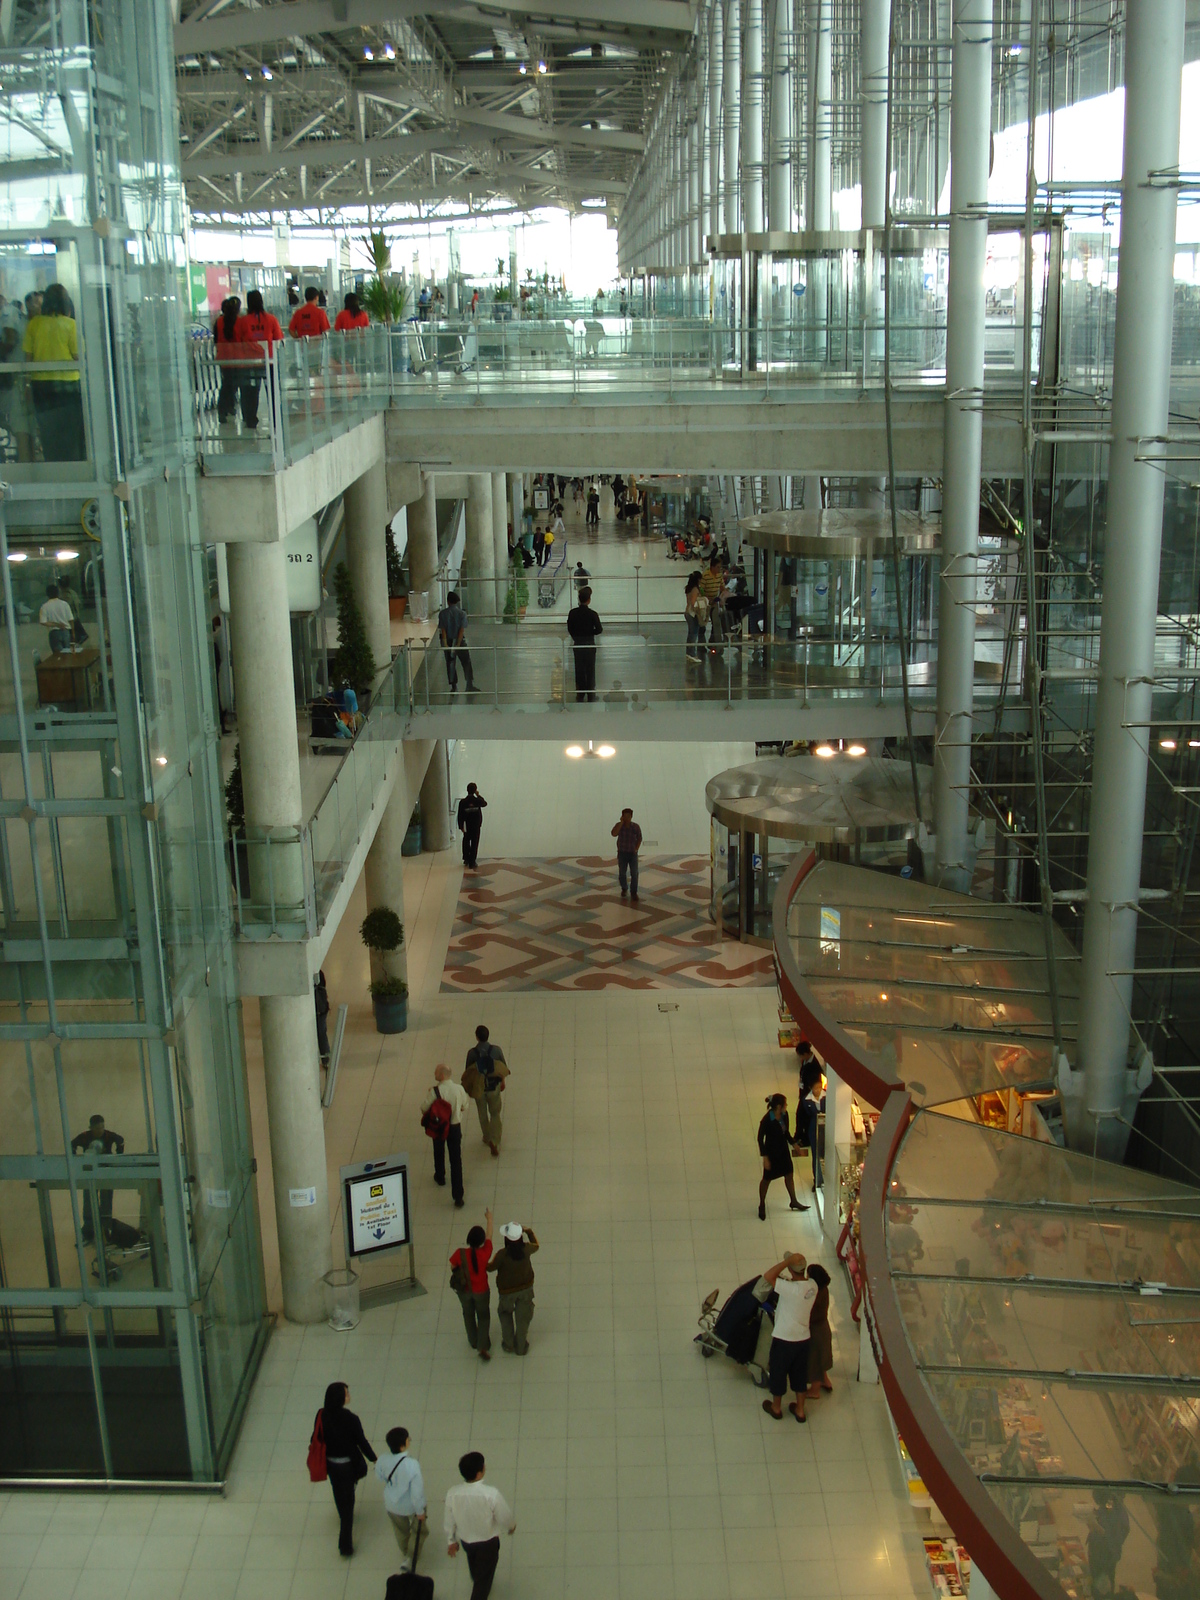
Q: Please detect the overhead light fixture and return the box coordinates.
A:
[518,61,527,74]
[537,59,547,73]
[155,755,168,766]
[847,743,867,757]
[1160,738,1178,751]
[565,744,584,758]
[814,743,835,758]
[6,551,26,562]
[597,744,616,758]
[565,741,615,760]
[383,42,396,59]
[1009,43,1022,56]
[56,549,78,561]
[880,993,888,1002]
[261,65,273,79]
[1190,740,1200,749]
[363,45,374,60]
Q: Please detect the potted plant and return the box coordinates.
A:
[224,743,250,894]
[503,550,529,623]
[331,561,376,707]
[369,974,408,1034]
[361,906,407,1032]
[386,528,407,621]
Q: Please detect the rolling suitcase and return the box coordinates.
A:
[384,1536,434,1600]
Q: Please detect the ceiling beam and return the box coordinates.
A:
[454,106,642,152]
[181,128,457,179]
[174,0,694,54]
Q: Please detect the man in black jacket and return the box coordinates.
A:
[457,782,487,869]
[566,586,603,701]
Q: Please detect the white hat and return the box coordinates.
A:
[501,1222,524,1242]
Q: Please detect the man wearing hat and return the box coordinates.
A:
[489,1221,538,1354]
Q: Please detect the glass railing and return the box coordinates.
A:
[192,326,392,472]
[230,651,407,938]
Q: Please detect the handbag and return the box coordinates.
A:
[461,1062,482,1100]
[449,1256,468,1293]
[306,1409,327,1482]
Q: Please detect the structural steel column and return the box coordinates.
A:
[227,542,330,1323]
[420,738,453,852]
[408,473,438,594]
[742,0,765,233]
[1077,1,1185,1153]
[932,0,992,889]
[808,0,831,229]
[491,469,508,613]
[860,0,891,229]
[709,0,724,235]
[344,455,390,672]
[723,0,742,233]
[464,472,495,620]
[689,108,702,271]
[768,0,792,232]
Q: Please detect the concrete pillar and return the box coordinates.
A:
[723,0,741,233]
[708,1,724,235]
[464,473,496,620]
[364,779,409,988]
[344,455,390,673]
[420,738,453,852]
[742,0,765,233]
[861,0,891,230]
[227,542,330,1324]
[408,474,438,594]
[932,0,991,890]
[1076,1,1184,1158]
[491,470,508,612]
[768,0,792,232]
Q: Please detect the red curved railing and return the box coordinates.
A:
[772,850,1063,1600]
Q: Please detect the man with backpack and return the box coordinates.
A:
[463,1024,509,1157]
[420,1064,468,1207]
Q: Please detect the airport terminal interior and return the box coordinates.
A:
[3,3,1200,1600]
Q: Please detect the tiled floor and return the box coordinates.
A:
[0,737,941,1600]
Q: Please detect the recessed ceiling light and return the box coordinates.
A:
[814,744,835,758]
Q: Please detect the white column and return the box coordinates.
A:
[491,469,508,613]
[768,0,793,231]
[420,738,453,852]
[822,1068,854,1244]
[689,110,703,270]
[808,0,831,230]
[861,0,891,230]
[408,473,438,594]
[1076,0,1185,1157]
[709,0,724,235]
[932,0,992,889]
[742,0,765,233]
[227,542,331,1324]
[464,472,496,621]
[344,455,390,672]
[723,0,742,233]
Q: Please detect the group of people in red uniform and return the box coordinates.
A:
[211,287,372,431]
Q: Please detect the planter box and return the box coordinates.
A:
[373,995,408,1034]
[389,595,408,621]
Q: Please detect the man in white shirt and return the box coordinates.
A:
[39,583,75,655]
[756,1252,818,1422]
[375,1425,426,1570]
[444,1450,515,1600]
[420,1063,469,1208]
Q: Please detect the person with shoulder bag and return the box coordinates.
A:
[421,1064,468,1207]
[313,1381,376,1556]
[463,1024,509,1157]
[449,1208,494,1361]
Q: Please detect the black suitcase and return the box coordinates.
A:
[385,1541,434,1600]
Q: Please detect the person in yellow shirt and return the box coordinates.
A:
[23,283,84,462]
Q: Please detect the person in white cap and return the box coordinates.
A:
[489,1221,538,1354]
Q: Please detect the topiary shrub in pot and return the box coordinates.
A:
[361,906,406,1032]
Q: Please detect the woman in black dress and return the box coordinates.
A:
[321,1381,376,1556]
[757,1093,808,1220]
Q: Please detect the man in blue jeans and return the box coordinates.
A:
[611,807,642,901]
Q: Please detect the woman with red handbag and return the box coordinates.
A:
[314,1381,376,1556]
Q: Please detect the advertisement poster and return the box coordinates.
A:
[346,1166,410,1256]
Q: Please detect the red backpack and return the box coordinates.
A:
[421,1086,452,1139]
[307,1409,327,1482]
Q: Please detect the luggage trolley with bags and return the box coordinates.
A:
[694,1275,777,1388]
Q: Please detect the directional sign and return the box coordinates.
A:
[342,1155,411,1259]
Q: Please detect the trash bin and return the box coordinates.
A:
[322,1266,360,1331]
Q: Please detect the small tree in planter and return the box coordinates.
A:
[503,549,529,623]
[361,906,407,1032]
[224,743,250,894]
[386,527,407,621]
[331,561,376,704]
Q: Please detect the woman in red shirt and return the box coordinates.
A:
[333,292,369,332]
[449,1208,493,1360]
[231,289,284,430]
[212,296,242,425]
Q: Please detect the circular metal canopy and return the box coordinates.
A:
[706,755,932,844]
[739,507,941,558]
